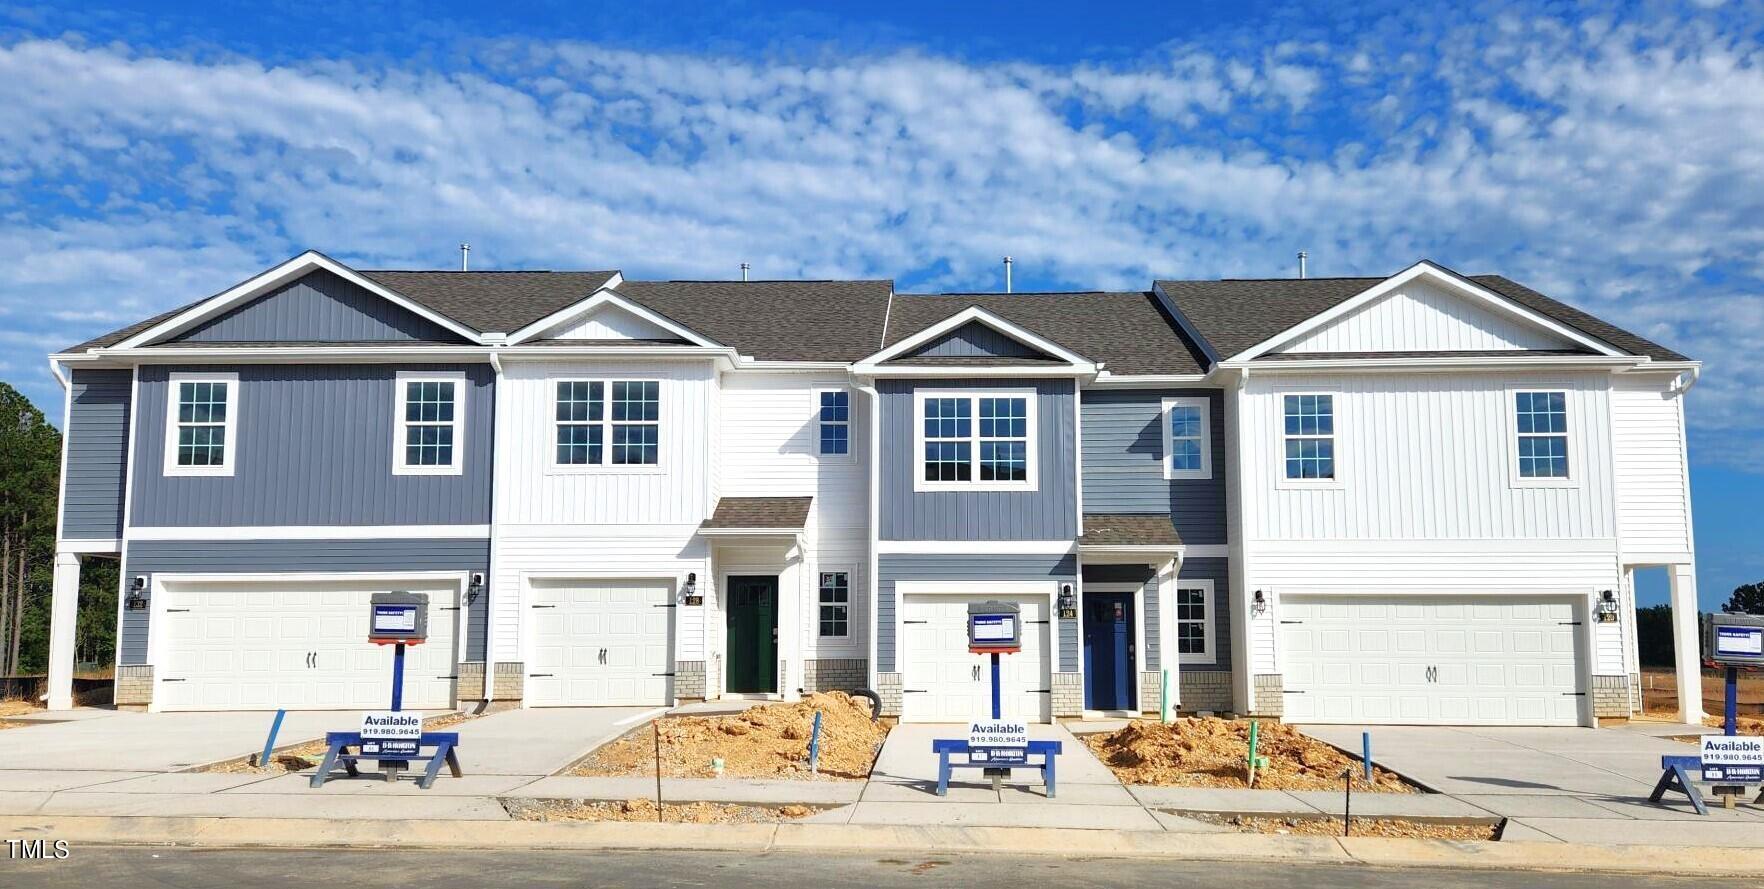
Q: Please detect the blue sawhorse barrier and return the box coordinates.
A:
[309,732,462,790]
[933,739,1063,798]
[1650,755,1709,816]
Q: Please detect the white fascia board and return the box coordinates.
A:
[853,363,1098,379]
[855,305,1092,366]
[1225,261,1629,363]
[113,250,483,349]
[1088,373,1212,388]
[498,345,734,360]
[94,346,493,363]
[57,538,120,554]
[698,528,806,539]
[505,287,726,348]
[1219,355,1644,373]
[876,539,1077,555]
[128,525,491,540]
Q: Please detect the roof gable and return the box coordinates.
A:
[510,288,721,347]
[859,305,1092,371]
[894,320,1056,362]
[1270,276,1579,356]
[168,269,469,344]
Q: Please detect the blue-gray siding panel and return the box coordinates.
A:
[878,379,1078,541]
[119,538,490,664]
[131,364,493,527]
[877,553,1077,673]
[172,270,466,343]
[900,322,1048,360]
[1176,557,1231,672]
[1080,388,1227,545]
[1082,563,1158,669]
[62,370,132,540]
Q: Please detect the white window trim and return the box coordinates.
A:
[163,372,240,478]
[911,388,1039,493]
[1161,396,1212,480]
[1507,386,1578,489]
[545,376,664,475]
[1275,391,1342,490]
[813,387,855,462]
[816,567,854,640]
[393,371,466,476]
[1174,578,1215,665]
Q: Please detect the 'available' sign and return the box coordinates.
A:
[361,712,423,740]
[1701,735,1764,767]
[969,720,1028,749]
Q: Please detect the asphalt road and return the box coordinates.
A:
[0,847,1752,888]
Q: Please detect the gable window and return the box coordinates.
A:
[1175,582,1214,664]
[1162,396,1212,480]
[1282,394,1335,481]
[394,372,465,475]
[552,379,660,469]
[817,390,850,456]
[164,373,238,477]
[1514,390,1570,481]
[913,389,1038,491]
[818,571,850,638]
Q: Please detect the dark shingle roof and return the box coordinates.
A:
[883,292,1209,375]
[1154,268,1688,364]
[700,496,814,530]
[359,270,618,334]
[1078,514,1183,547]
[615,281,894,362]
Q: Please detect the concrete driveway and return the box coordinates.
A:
[0,708,365,776]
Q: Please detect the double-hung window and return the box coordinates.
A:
[1162,396,1212,480]
[394,372,465,475]
[914,389,1037,491]
[164,372,238,476]
[552,379,661,468]
[1282,394,1335,482]
[817,390,850,456]
[1175,582,1214,663]
[818,571,850,638]
[1513,390,1570,482]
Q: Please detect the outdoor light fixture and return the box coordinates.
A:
[126,575,148,611]
[1596,589,1619,623]
[465,573,485,605]
[1252,590,1268,615]
[682,572,703,606]
[1057,583,1077,620]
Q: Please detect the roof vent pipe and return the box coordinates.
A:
[460,243,471,271]
[741,262,750,282]
[1297,250,1307,279]
[1003,256,1013,293]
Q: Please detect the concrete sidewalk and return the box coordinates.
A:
[448,706,661,776]
[0,709,361,772]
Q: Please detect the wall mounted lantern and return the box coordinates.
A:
[1057,583,1077,620]
[126,575,149,611]
[1252,590,1268,616]
[1596,589,1619,623]
[682,572,703,606]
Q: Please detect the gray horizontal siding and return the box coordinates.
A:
[131,363,493,527]
[1080,388,1226,545]
[120,538,490,665]
[902,322,1047,359]
[877,553,1077,673]
[879,379,1078,541]
[172,269,466,343]
[1177,557,1231,672]
[1083,563,1158,669]
[62,370,131,541]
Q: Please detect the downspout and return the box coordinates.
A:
[857,379,882,699]
[483,349,503,707]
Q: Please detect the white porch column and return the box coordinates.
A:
[1669,563,1704,725]
[777,540,804,702]
[47,552,81,711]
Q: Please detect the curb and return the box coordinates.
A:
[4,814,1764,876]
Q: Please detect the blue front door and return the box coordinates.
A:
[1083,592,1136,711]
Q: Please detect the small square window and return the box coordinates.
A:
[395,374,464,475]
[166,374,238,476]
[818,571,850,637]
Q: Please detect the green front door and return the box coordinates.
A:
[726,576,778,693]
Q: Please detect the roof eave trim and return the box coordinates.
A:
[1220,261,1629,364]
[1219,354,1647,372]
[851,362,1099,379]
[504,285,723,348]
[86,345,495,363]
[857,305,1093,367]
[697,527,807,537]
[112,250,484,349]
[1077,543,1187,554]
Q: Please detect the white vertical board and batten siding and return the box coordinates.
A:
[1610,373,1693,560]
[1275,280,1572,354]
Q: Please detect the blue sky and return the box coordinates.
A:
[3,0,1761,609]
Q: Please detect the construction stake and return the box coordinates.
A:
[653,720,663,823]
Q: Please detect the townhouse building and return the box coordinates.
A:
[43,252,1705,727]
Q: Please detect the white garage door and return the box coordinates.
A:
[901,594,1051,723]
[1283,595,1583,726]
[157,579,460,712]
[527,579,673,707]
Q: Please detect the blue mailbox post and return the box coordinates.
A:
[931,601,1062,797]
[310,591,463,789]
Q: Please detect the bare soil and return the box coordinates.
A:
[1083,718,1417,792]
[198,710,481,773]
[504,797,817,824]
[569,693,887,781]
[0,699,42,729]
[1639,667,1764,715]
[1190,812,1497,840]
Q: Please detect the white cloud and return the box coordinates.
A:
[2,9,1763,472]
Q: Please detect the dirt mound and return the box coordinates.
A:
[571,692,887,781]
[1083,718,1415,792]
